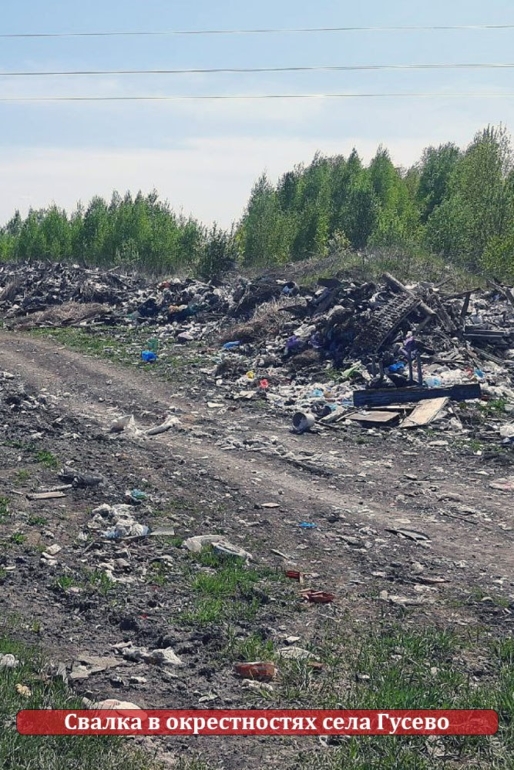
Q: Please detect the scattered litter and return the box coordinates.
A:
[277,646,318,660]
[146,415,181,436]
[386,528,431,542]
[109,415,133,434]
[85,698,144,711]
[89,503,150,540]
[233,662,277,681]
[44,544,62,556]
[301,590,335,604]
[292,412,316,434]
[59,469,104,488]
[182,534,252,561]
[125,489,148,504]
[241,680,274,692]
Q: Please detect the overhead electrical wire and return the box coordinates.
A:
[0,63,514,77]
[1,24,514,38]
[0,92,513,102]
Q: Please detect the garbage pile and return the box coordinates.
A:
[207,272,514,435]
[211,272,513,368]
[1,261,514,434]
[0,261,148,324]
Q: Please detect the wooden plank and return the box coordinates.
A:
[400,398,449,428]
[346,411,401,426]
[353,383,481,408]
[460,292,472,319]
[26,491,67,501]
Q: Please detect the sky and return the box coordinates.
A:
[1,0,514,228]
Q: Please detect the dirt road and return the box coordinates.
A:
[1,330,513,769]
[1,331,512,582]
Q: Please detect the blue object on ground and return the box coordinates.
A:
[141,350,157,362]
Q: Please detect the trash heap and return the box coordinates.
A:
[1,261,514,432]
[207,272,514,433]
[0,261,149,324]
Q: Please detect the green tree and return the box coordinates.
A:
[240,174,293,266]
[426,125,514,267]
[416,143,461,223]
[197,224,238,281]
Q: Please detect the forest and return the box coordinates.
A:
[1,125,513,282]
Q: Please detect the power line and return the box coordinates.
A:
[1,24,514,39]
[2,63,514,77]
[0,92,513,102]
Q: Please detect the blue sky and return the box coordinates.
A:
[1,0,514,227]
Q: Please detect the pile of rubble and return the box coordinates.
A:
[0,261,148,323]
[205,273,514,426]
[1,261,514,434]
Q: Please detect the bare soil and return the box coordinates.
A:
[1,330,513,769]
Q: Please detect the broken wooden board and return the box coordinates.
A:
[386,527,430,542]
[26,491,67,501]
[346,411,401,426]
[353,383,481,408]
[400,397,449,429]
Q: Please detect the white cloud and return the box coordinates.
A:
[0,117,511,229]
[0,137,419,228]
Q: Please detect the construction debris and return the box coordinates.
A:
[1,262,514,437]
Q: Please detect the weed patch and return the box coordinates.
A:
[0,631,164,770]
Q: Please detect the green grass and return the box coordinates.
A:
[28,515,48,527]
[53,575,76,591]
[224,630,276,663]
[480,397,508,417]
[29,326,210,385]
[35,450,60,470]
[145,561,171,587]
[0,632,164,770]
[85,570,116,596]
[271,623,514,769]
[2,442,60,470]
[468,589,511,610]
[178,548,282,627]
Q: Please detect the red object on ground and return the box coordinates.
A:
[301,590,335,604]
[233,662,277,681]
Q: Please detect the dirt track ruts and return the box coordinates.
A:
[1,330,513,589]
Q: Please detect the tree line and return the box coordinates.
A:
[1,124,513,281]
[0,190,236,280]
[239,125,514,281]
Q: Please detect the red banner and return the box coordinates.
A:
[17,709,498,736]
